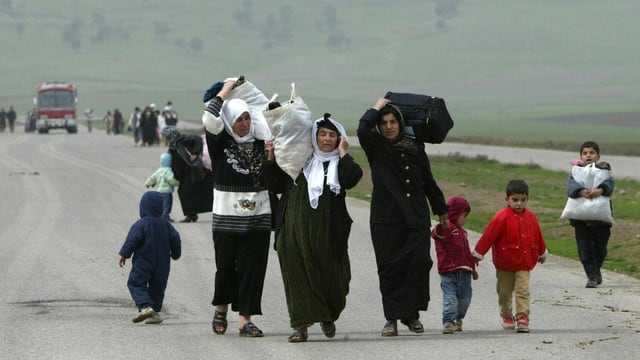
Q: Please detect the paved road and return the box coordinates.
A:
[0,130,638,360]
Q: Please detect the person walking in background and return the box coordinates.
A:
[164,101,178,127]
[145,152,179,222]
[357,97,448,337]
[160,126,213,223]
[129,107,141,146]
[473,180,547,333]
[0,107,7,132]
[139,106,158,146]
[113,109,124,134]
[264,113,363,343]
[103,110,113,135]
[7,106,16,133]
[84,109,94,133]
[202,79,273,338]
[118,191,181,325]
[431,196,478,334]
[25,107,37,132]
[566,141,615,288]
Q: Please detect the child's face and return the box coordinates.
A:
[505,193,528,213]
[455,212,469,227]
[580,146,600,165]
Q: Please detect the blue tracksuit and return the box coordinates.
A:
[119,191,181,312]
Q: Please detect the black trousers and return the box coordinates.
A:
[574,221,611,280]
[211,231,270,316]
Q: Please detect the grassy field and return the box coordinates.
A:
[347,148,640,280]
[2,0,640,153]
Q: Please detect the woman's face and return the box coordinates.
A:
[316,127,339,152]
[232,112,251,137]
[379,113,400,140]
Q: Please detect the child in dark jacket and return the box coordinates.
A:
[432,196,478,334]
[118,191,181,324]
[566,141,615,288]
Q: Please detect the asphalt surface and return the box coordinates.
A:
[0,128,638,360]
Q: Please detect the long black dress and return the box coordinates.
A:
[357,108,448,321]
[169,134,213,216]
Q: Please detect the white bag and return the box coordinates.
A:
[263,83,313,182]
[560,164,613,222]
[227,79,272,141]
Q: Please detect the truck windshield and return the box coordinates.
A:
[38,90,75,108]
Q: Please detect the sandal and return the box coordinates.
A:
[239,322,263,337]
[288,329,308,343]
[381,320,398,337]
[211,310,228,335]
[401,318,424,333]
[320,321,336,338]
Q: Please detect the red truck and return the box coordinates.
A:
[34,82,78,134]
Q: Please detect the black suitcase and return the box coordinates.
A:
[384,91,454,144]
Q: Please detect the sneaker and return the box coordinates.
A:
[596,271,603,285]
[585,279,598,288]
[454,319,463,332]
[145,313,163,324]
[442,322,456,334]
[516,315,529,333]
[132,307,155,323]
[500,313,516,330]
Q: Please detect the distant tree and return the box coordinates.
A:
[316,5,337,31]
[233,0,255,28]
[434,0,463,32]
[0,0,12,13]
[15,22,24,36]
[154,22,171,41]
[188,36,203,52]
[277,5,292,41]
[88,13,130,44]
[62,16,83,50]
[260,6,293,49]
[326,30,351,50]
[174,37,186,48]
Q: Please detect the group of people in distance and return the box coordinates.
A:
[117,77,614,340]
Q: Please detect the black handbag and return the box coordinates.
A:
[384,91,454,144]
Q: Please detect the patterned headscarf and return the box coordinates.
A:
[161,126,181,149]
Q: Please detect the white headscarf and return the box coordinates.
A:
[220,98,272,143]
[302,116,347,209]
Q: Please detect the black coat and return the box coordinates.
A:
[263,154,363,256]
[169,134,213,215]
[357,108,447,230]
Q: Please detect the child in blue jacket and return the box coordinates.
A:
[119,191,181,324]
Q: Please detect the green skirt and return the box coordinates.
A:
[276,177,351,329]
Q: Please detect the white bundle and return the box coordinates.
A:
[263,83,313,182]
[560,163,613,223]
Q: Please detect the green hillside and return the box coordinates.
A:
[1,0,639,149]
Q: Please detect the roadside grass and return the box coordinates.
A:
[348,147,640,280]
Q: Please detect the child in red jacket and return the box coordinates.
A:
[473,180,547,333]
[432,196,478,334]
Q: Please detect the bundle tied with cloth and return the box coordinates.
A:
[203,76,273,142]
[262,83,313,182]
[560,162,614,223]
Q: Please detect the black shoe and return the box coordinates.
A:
[585,279,598,288]
[180,216,194,223]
